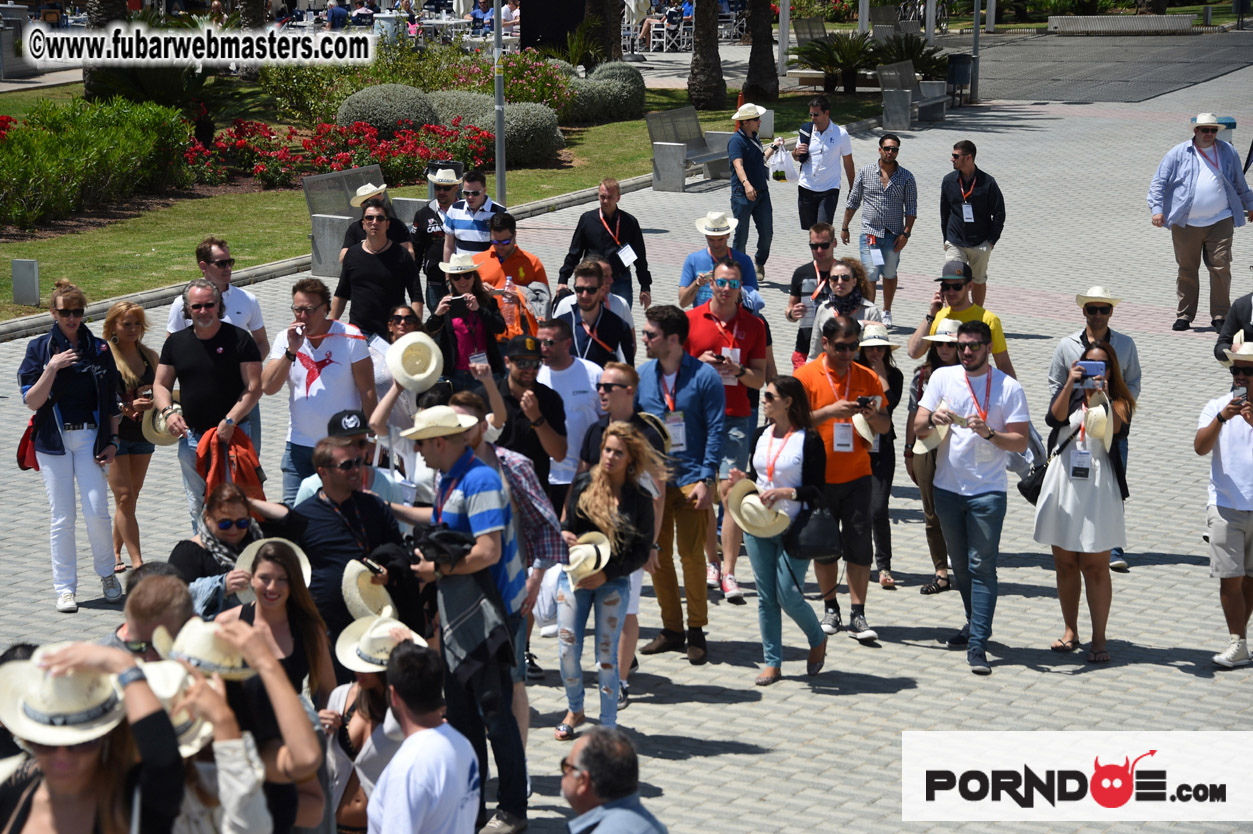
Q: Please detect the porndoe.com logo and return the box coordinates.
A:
[902,732,1253,822]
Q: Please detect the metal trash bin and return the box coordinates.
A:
[946,53,972,107]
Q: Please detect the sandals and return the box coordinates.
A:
[920,574,951,595]
[1087,648,1111,664]
[1050,638,1080,653]
[554,712,585,741]
[879,570,896,590]
[754,668,782,686]
[113,560,128,574]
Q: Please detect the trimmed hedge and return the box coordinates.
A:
[546,58,579,78]
[430,92,564,167]
[588,61,647,108]
[561,62,646,125]
[336,84,439,140]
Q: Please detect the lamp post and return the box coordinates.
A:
[494,0,506,205]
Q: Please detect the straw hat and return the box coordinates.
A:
[1194,112,1221,128]
[342,559,397,620]
[732,102,767,121]
[0,755,25,785]
[859,323,898,350]
[726,479,791,539]
[694,210,738,237]
[1084,390,1115,454]
[140,660,215,759]
[335,606,426,674]
[438,253,479,274]
[386,331,444,394]
[1075,286,1120,309]
[0,643,126,747]
[400,405,479,441]
[428,168,463,186]
[922,318,961,344]
[152,619,256,681]
[349,182,387,207]
[142,391,182,446]
[565,532,611,585]
[233,538,312,606]
[637,411,671,455]
[1221,331,1253,365]
[912,398,952,454]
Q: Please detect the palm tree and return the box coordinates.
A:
[585,0,623,63]
[84,0,130,100]
[687,0,726,109]
[740,0,778,101]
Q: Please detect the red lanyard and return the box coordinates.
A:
[809,262,830,301]
[1196,143,1222,175]
[577,307,614,358]
[600,210,621,248]
[822,356,850,408]
[765,429,793,484]
[963,372,992,423]
[959,173,975,201]
[433,475,462,526]
[1078,403,1087,443]
[660,370,677,412]
[710,310,739,350]
[320,490,368,553]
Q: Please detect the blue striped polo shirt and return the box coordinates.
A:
[442,197,506,256]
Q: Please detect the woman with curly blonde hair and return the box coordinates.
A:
[807,256,883,361]
[555,422,664,739]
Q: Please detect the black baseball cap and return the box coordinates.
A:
[505,335,541,358]
[328,410,369,437]
[936,261,973,281]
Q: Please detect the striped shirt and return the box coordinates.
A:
[844,161,918,237]
[435,448,527,614]
[442,197,506,256]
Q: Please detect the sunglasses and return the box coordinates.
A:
[560,756,582,776]
[122,638,152,656]
[828,341,857,353]
[540,338,563,347]
[596,382,627,392]
[1197,127,1219,134]
[451,273,476,281]
[291,304,324,315]
[511,358,541,370]
[939,282,967,292]
[1084,305,1113,316]
[210,258,236,268]
[1229,366,1252,376]
[491,237,514,246]
[390,314,420,325]
[462,189,484,197]
[957,342,987,352]
[54,307,85,318]
[216,516,252,531]
[434,184,456,191]
[714,278,741,289]
[809,241,832,250]
[881,146,900,153]
[362,216,388,224]
[831,273,855,283]
[762,391,776,402]
[951,152,967,159]
[190,302,217,311]
[641,330,661,342]
[574,285,599,295]
[334,456,365,471]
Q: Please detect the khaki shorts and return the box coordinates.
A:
[944,241,994,285]
[1207,504,1253,579]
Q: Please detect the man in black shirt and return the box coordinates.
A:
[339,183,414,263]
[154,279,262,534]
[332,197,423,337]
[492,335,567,503]
[410,168,462,314]
[559,261,634,367]
[785,222,838,371]
[557,178,653,309]
[940,139,1005,308]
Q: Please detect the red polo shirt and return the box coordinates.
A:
[684,302,766,418]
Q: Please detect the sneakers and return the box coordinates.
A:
[847,612,878,642]
[946,623,970,648]
[968,648,991,675]
[640,628,685,655]
[101,574,123,603]
[706,562,721,589]
[479,809,528,834]
[1172,318,1191,331]
[55,591,78,613]
[881,309,893,328]
[820,608,843,635]
[618,681,630,709]
[721,573,743,601]
[525,651,544,681]
[1213,634,1250,668]
[755,263,766,280]
[1109,551,1129,571]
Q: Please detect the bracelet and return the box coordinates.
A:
[1217,413,1228,424]
[841,227,850,232]
[116,666,147,689]
[984,429,996,441]
[925,314,935,322]
[160,405,176,417]
[735,366,747,378]
[284,349,298,362]
[530,415,546,428]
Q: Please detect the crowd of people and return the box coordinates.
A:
[6,104,1253,833]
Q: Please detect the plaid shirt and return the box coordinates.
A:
[495,446,569,569]
[844,161,918,237]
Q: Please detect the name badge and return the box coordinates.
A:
[720,347,741,387]
[617,243,638,269]
[974,435,999,465]
[869,246,886,267]
[1070,449,1092,480]
[665,411,687,453]
[870,432,880,454]
[832,423,855,453]
[469,352,489,366]
[962,203,975,223]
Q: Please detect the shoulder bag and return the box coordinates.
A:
[1017,425,1077,506]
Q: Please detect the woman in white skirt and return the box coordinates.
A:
[1033,340,1135,664]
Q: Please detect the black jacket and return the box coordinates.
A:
[563,471,655,581]
[423,295,507,376]
[557,207,652,292]
[939,166,1005,247]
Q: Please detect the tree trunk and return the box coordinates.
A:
[585,0,621,66]
[238,0,267,78]
[687,0,727,109]
[741,0,778,101]
[842,67,857,96]
[83,0,130,101]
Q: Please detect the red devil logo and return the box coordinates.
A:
[1090,750,1155,808]
[296,351,336,396]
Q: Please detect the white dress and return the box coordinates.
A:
[1032,407,1124,553]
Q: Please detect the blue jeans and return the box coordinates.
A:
[745,532,825,667]
[178,422,252,534]
[281,441,316,506]
[731,189,773,267]
[859,231,901,284]
[426,278,448,316]
[610,276,634,308]
[243,404,261,458]
[933,488,1006,653]
[557,572,629,727]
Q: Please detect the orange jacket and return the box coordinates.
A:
[196,427,266,504]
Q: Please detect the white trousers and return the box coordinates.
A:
[36,429,114,595]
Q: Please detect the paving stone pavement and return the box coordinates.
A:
[3,60,1253,834]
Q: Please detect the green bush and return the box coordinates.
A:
[872,34,949,80]
[428,90,495,127]
[259,63,352,125]
[564,77,638,124]
[336,84,439,140]
[431,92,563,167]
[546,58,579,78]
[0,98,191,228]
[587,61,646,116]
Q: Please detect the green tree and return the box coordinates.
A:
[741,0,779,101]
[687,0,727,108]
[83,0,131,100]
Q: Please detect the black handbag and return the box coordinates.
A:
[784,505,842,564]
[1017,428,1077,506]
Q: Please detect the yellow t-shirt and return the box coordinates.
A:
[930,304,1008,355]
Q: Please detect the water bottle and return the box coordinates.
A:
[502,277,518,329]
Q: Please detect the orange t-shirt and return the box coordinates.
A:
[795,356,885,484]
[473,247,549,290]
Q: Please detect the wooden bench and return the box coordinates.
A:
[875,60,947,130]
[1047,14,1195,34]
[645,106,732,193]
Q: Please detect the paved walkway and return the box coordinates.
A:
[3,59,1253,834]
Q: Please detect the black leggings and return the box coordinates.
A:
[869,439,895,572]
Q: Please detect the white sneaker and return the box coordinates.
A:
[101,574,123,603]
[1213,634,1250,668]
[881,310,893,328]
[56,591,78,613]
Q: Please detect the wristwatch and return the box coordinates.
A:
[530,415,546,428]
[902,231,911,238]
[735,366,747,378]
[225,417,235,427]
[116,666,147,689]
[284,349,298,362]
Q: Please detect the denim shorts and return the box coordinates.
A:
[509,611,527,685]
[115,436,155,456]
[718,413,756,480]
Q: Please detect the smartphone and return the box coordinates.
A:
[1078,360,1105,389]
[361,557,384,575]
[713,354,728,363]
[1234,386,1248,402]
[139,388,153,399]
[857,396,872,408]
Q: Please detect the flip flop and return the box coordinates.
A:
[1087,648,1111,664]
[1050,638,1080,653]
[879,570,896,590]
[113,563,128,574]
[554,713,584,741]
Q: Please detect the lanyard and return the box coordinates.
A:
[320,490,368,553]
[710,310,739,350]
[1079,403,1087,444]
[599,210,621,248]
[809,262,830,301]
[822,356,850,408]
[959,172,975,202]
[1196,143,1222,175]
[765,429,794,484]
[660,369,678,412]
[963,372,993,423]
[575,307,614,358]
[433,474,462,526]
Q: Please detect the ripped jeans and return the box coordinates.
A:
[557,571,630,727]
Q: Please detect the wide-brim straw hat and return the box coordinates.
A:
[694,210,738,237]
[400,405,479,441]
[386,331,444,394]
[142,391,181,446]
[851,413,875,444]
[232,538,312,606]
[859,323,898,350]
[349,182,387,207]
[726,479,791,539]
[922,318,961,344]
[1194,112,1221,128]
[0,643,126,748]
[733,102,767,121]
[1085,390,1114,454]
[153,619,256,682]
[335,606,426,674]
[912,398,953,454]
[565,532,611,585]
[428,168,463,186]
[637,411,672,455]
[439,253,479,274]
[0,755,25,785]
[140,660,215,759]
[342,559,397,621]
[1075,286,1121,309]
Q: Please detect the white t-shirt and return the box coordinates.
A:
[538,357,603,485]
[919,365,1030,497]
[367,722,480,834]
[797,121,853,193]
[269,320,371,447]
[500,3,518,31]
[167,284,266,335]
[751,426,807,520]
[1200,394,1253,510]
[553,292,636,332]
[1187,154,1233,227]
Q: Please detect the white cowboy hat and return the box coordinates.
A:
[140,660,215,759]
[1222,331,1253,365]
[851,413,875,444]
[922,318,962,344]
[732,102,767,121]
[859,323,898,350]
[1084,390,1114,454]
[233,538,312,606]
[0,755,25,785]
[519,283,551,324]
[342,559,397,620]
[637,411,672,455]
[349,182,387,207]
[565,532,611,585]
[400,405,479,441]
[142,391,182,446]
[694,210,738,237]
[335,606,426,674]
[152,619,256,682]
[1075,286,1121,309]
[726,479,791,539]
[438,253,479,274]
[428,168,463,186]
[386,331,444,394]
[1194,112,1221,128]
[0,643,127,748]
[912,398,953,454]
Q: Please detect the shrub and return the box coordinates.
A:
[431,92,563,167]
[302,120,495,183]
[564,77,638,124]
[336,84,440,140]
[546,58,578,78]
[428,90,495,127]
[587,61,646,116]
[259,63,352,125]
[872,34,949,80]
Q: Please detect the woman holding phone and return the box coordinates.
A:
[423,254,506,391]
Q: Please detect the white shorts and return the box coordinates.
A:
[944,241,993,284]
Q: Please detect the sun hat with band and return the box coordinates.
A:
[1194,112,1221,129]
[1083,390,1115,454]
[912,397,953,454]
[350,182,388,208]
[153,619,257,682]
[342,559,397,620]
[732,102,767,121]
[438,252,479,275]
[234,538,312,605]
[142,391,182,446]
[695,210,738,237]
[140,660,215,759]
[335,606,426,674]
[400,405,479,441]
[859,323,898,350]
[428,168,463,186]
[1075,286,1120,310]
[923,318,962,344]
[0,642,127,748]
[386,331,444,394]
[565,532,612,585]
[726,479,792,539]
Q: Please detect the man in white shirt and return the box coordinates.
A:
[913,320,1029,676]
[167,236,269,452]
[1195,345,1253,669]
[537,318,603,513]
[261,278,378,504]
[369,641,480,834]
[792,95,855,231]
